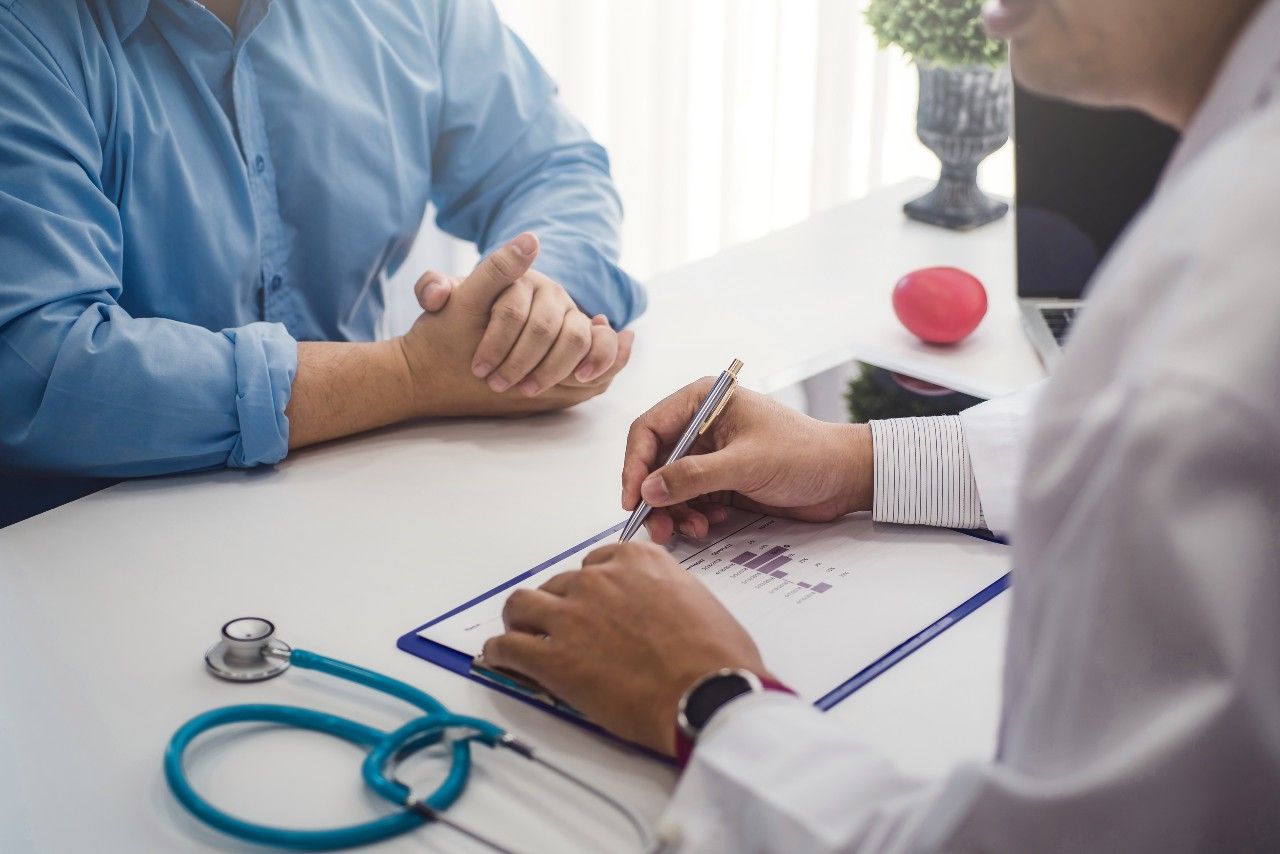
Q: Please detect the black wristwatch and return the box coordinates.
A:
[676,668,765,741]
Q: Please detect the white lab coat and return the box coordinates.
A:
[659,4,1280,850]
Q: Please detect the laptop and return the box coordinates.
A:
[1014,87,1179,369]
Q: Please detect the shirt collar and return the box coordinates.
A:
[105,0,152,41]
[1163,0,1280,182]
[105,0,275,43]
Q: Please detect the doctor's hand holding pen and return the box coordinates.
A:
[483,381,875,755]
[619,380,874,544]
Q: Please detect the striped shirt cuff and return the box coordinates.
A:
[869,416,985,529]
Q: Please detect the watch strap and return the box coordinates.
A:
[674,673,794,768]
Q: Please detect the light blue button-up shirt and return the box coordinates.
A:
[0,0,644,479]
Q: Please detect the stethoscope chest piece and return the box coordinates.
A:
[205,617,292,682]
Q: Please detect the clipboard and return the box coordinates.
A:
[397,519,1010,741]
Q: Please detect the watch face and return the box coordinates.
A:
[685,673,755,732]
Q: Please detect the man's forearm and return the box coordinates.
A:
[285,339,418,450]
[838,422,876,514]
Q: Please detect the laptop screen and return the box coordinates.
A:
[1015,86,1179,300]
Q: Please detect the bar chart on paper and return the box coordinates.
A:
[719,538,834,592]
[418,508,1010,703]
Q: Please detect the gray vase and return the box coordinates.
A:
[905,62,1011,231]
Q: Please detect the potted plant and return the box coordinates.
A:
[866,0,1011,230]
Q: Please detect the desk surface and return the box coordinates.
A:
[0,180,1036,852]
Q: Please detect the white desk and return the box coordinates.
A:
[0,180,1038,852]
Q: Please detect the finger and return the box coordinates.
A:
[610,329,635,376]
[642,446,748,507]
[643,508,677,545]
[623,372,711,511]
[520,311,593,396]
[574,321,619,384]
[576,327,633,389]
[669,505,710,539]
[470,280,533,378]
[414,272,458,312]
[482,632,553,680]
[501,588,564,634]
[621,422,660,511]
[581,544,619,566]
[455,233,539,318]
[487,288,570,393]
[688,499,730,525]
[539,570,580,596]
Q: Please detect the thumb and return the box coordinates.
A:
[641,448,745,506]
[454,232,539,316]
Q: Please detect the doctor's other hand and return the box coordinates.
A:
[412,249,625,398]
[483,541,768,755]
[622,380,873,543]
[398,233,633,418]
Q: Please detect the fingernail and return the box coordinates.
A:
[575,365,595,382]
[511,233,537,256]
[472,362,492,378]
[519,379,540,396]
[641,474,670,503]
[680,521,697,537]
[488,375,510,392]
[708,507,728,523]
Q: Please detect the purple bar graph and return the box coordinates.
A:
[812,582,832,593]
[760,555,791,573]
[745,546,785,569]
[797,582,811,588]
[770,570,788,578]
[731,551,758,566]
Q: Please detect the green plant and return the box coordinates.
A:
[865,0,1007,68]
[844,365,981,422]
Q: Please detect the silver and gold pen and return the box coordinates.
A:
[619,359,743,542]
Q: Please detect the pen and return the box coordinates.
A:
[619,358,743,542]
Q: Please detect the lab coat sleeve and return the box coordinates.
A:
[957,381,1044,535]
[660,692,960,853]
[425,0,646,327]
[0,14,297,476]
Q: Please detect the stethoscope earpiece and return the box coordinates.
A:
[204,616,292,682]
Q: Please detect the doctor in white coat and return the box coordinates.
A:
[483,0,1280,849]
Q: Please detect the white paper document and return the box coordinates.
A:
[420,508,1010,702]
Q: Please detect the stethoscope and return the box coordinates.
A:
[166,617,655,852]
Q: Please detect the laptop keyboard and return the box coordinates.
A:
[1040,306,1078,345]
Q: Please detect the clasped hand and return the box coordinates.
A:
[401,232,632,416]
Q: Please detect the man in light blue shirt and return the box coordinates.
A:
[0,0,643,514]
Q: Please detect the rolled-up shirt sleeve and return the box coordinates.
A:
[425,0,646,327]
[0,16,296,477]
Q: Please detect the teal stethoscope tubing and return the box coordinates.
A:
[165,648,507,850]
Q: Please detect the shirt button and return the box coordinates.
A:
[269,275,283,292]
[254,155,266,174]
